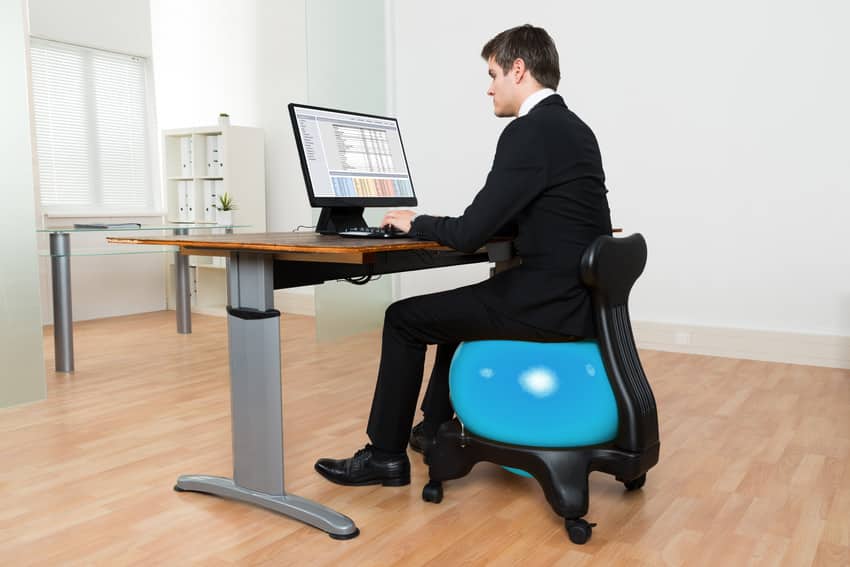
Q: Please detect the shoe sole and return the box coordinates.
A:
[314,465,410,487]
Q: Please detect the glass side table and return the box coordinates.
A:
[37,224,248,373]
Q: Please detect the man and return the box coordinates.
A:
[315,24,613,486]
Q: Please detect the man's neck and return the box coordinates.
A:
[517,87,556,117]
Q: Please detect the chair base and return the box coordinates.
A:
[424,419,659,520]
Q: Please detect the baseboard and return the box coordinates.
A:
[633,321,850,369]
[191,306,227,318]
[275,290,316,316]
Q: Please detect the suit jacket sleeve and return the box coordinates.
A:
[409,118,546,253]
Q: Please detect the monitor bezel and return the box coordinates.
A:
[288,102,418,208]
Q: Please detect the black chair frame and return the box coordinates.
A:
[422,233,660,544]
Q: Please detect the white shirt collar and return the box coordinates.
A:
[518,88,557,117]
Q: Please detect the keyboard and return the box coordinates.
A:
[337,226,410,239]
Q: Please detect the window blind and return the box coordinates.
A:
[30,39,153,212]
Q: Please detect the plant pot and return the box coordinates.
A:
[217,210,233,226]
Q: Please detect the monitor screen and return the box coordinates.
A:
[288,103,418,208]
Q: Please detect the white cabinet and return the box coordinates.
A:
[162,122,265,229]
[162,120,266,315]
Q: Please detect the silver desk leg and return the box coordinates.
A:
[173,228,191,334]
[174,252,358,539]
[49,232,74,373]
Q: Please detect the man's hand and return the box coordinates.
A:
[381,209,417,233]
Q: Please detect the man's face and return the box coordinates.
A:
[487,56,518,117]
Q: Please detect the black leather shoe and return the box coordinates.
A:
[314,445,410,487]
[409,421,437,454]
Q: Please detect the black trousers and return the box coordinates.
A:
[366,283,573,452]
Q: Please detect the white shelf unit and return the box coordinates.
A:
[162,122,266,315]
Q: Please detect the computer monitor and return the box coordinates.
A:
[288,103,418,234]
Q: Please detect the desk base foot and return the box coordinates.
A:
[329,527,360,540]
[174,474,359,539]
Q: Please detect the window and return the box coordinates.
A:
[29,38,157,214]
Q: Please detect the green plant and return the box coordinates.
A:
[218,192,236,211]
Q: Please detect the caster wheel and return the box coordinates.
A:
[565,518,596,544]
[624,473,646,491]
[422,481,443,503]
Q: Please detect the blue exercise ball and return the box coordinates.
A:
[449,340,619,462]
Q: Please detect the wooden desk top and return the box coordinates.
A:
[108,229,621,264]
[107,232,456,264]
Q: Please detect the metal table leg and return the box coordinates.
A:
[174,252,358,539]
[49,232,74,373]
[173,228,191,334]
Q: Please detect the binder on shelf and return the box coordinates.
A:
[206,135,221,176]
[177,181,188,221]
[203,180,217,223]
[216,134,223,174]
[186,181,197,221]
[180,136,193,177]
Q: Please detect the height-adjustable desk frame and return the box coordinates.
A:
[107,232,504,539]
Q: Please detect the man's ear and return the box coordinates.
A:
[512,58,527,83]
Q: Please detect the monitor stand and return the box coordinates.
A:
[316,206,368,235]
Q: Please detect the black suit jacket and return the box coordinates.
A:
[409,94,612,338]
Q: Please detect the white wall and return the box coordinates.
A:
[29,0,166,324]
[29,0,152,56]
[391,2,850,344]
[0,0,46,408]
[150,0,311,237]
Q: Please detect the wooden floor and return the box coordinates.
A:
[1,311,848,566]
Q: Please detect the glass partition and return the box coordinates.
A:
[305,0,393,342]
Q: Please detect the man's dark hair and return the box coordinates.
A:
[481,24,560,90]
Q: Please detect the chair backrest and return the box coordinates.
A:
[580,234,659,453]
